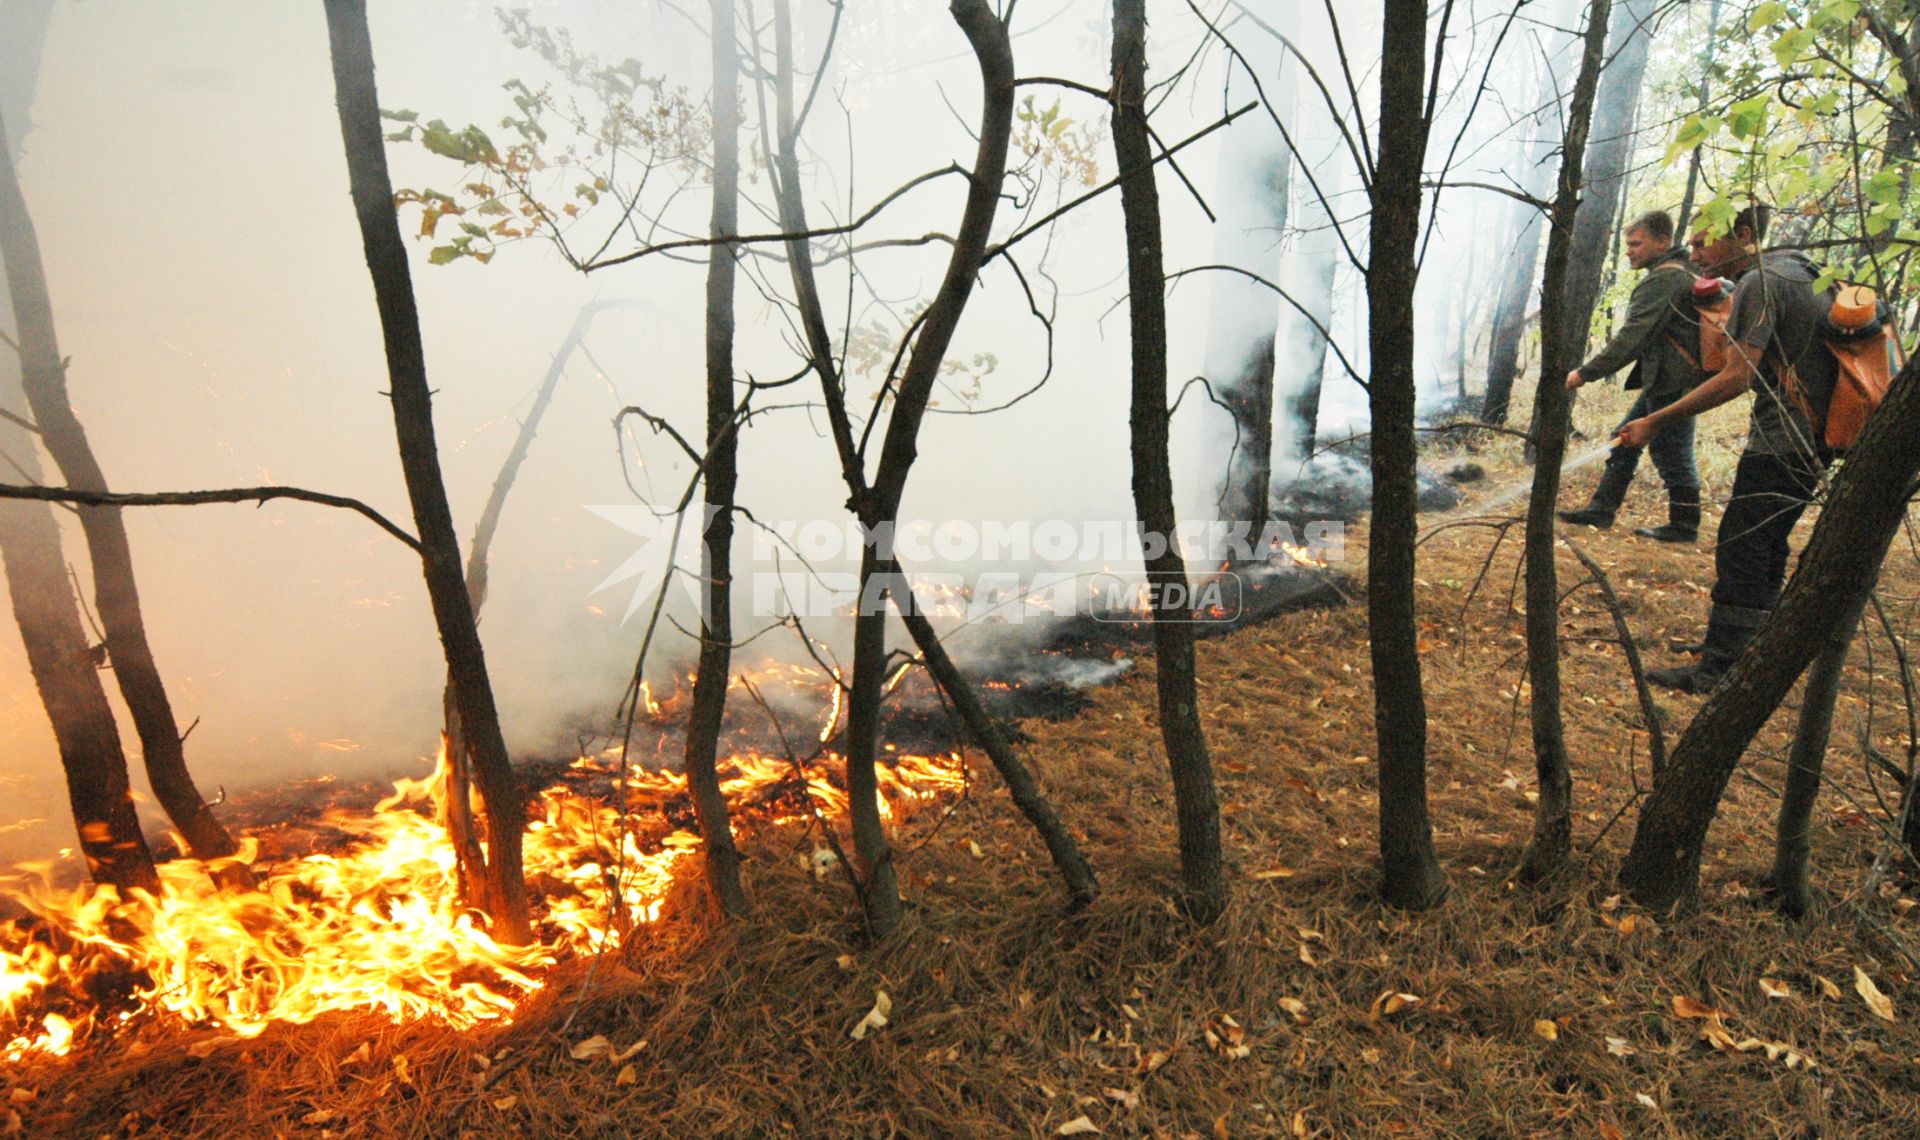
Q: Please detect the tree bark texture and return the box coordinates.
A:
[1367,0,1449,910]
[324,0,531,942]
[0,4,158,894]
[768,0,1091,916]
[1558,0,1657,364]
[1114,0,1229,922]
[0,104,242,878]
[1521,0,1613,883]
[1766,593,1865,918]
[680,0,749,917]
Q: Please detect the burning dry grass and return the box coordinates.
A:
[8,445,1920,1137]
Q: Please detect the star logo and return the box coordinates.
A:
[584,504,718,624]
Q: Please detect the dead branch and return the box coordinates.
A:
[0,481,423,552]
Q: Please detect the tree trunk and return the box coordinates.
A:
[893,591,1097,907]
[765,0,1090,916]
[1479,0,1581,425]
[444,301,620,905]
[828,0,1014,938]
[1367,0,1449,910]
[1113,0,1228,922]
[0,1,158,895]
[1480,199,1547,425]
[1559,0,1657,364]
[0,104,243,884]
[324,0,531,943]
[680,0,749,917]
[1619,351,1920,912]
[1674,2,1722,237]
[1520,0,1613,883]
[1199,5,1294,526]
[1766,594,1864,918]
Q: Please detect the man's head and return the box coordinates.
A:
[1693,203,1772,276]
[1623,210,1675,269]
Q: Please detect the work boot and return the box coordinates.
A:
[1558,504,1616,528]
[1558,462,1631,529]
[1647,603,1769,693]
[1633,486,1701,543]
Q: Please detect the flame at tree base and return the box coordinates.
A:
[0,746,966,1062]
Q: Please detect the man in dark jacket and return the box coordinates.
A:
[1560,210,1706,542]
[1618,203,1834,692]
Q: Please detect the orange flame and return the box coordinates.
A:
[0,738,964,1061]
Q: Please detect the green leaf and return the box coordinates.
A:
[1748,1,1787,31]
[427,245,462,265]
[1727,96,1771,139]
[380,107,420,123]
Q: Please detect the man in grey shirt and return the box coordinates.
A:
[1618,204,1834,692]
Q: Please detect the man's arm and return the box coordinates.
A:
[1616,342,1759,447]
[1568,268,1686,388]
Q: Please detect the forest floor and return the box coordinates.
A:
[23,384,1920,1138]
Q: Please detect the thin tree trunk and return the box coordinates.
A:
[1767,596,1862,918]
[1619,352,1920,911]
[1368,0,1449,910]
[764,0,1091,914]
[828,0,1013,937]
[0,1,158,895]
[324,0,531,943]
[1480,201,1547,425]
[1559,0,1657,364]
[1520,0,1613,883]
[1480,0,1581,425]
[0,106,243,883]
[680,0,749,917]
[442,301,627,907]
[1675,2,1723,236]
[893,592,1097,907]
[1113,0,1228,922]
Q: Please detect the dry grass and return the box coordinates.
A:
[12,432,1920,1139]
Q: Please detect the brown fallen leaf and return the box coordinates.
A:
[1252,867,1296,881]
[570,1035,614,1062]
[1205,1014,1251,1060]
[1671,996,1724,1020]
[1371,991,1422,1019]
[1278,996,1310,1025]
[1056,1115,1100,1136]
[1532,1019,1559,1042]
[1759,978,1794,1000]
[1855,967,1896,1022]
[1815,974,1843,999]
[342,1041,372,1066]
[1102,1088,1139,1110]
[1604,1036,1636,1057]
[615,1063,638,1087]
[1135,1049,1172,1076]
[491,1095,518,1111]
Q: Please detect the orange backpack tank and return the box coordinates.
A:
[1783,283,1903,451]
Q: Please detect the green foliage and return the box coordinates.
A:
[1014,95,1102,189]
[382,10,715,267]
[1652,0,1920,300]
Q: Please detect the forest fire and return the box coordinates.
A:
[0,735,965,1065]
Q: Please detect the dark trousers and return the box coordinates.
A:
[1592,388,1699,507]
[1712,451,1826,611]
